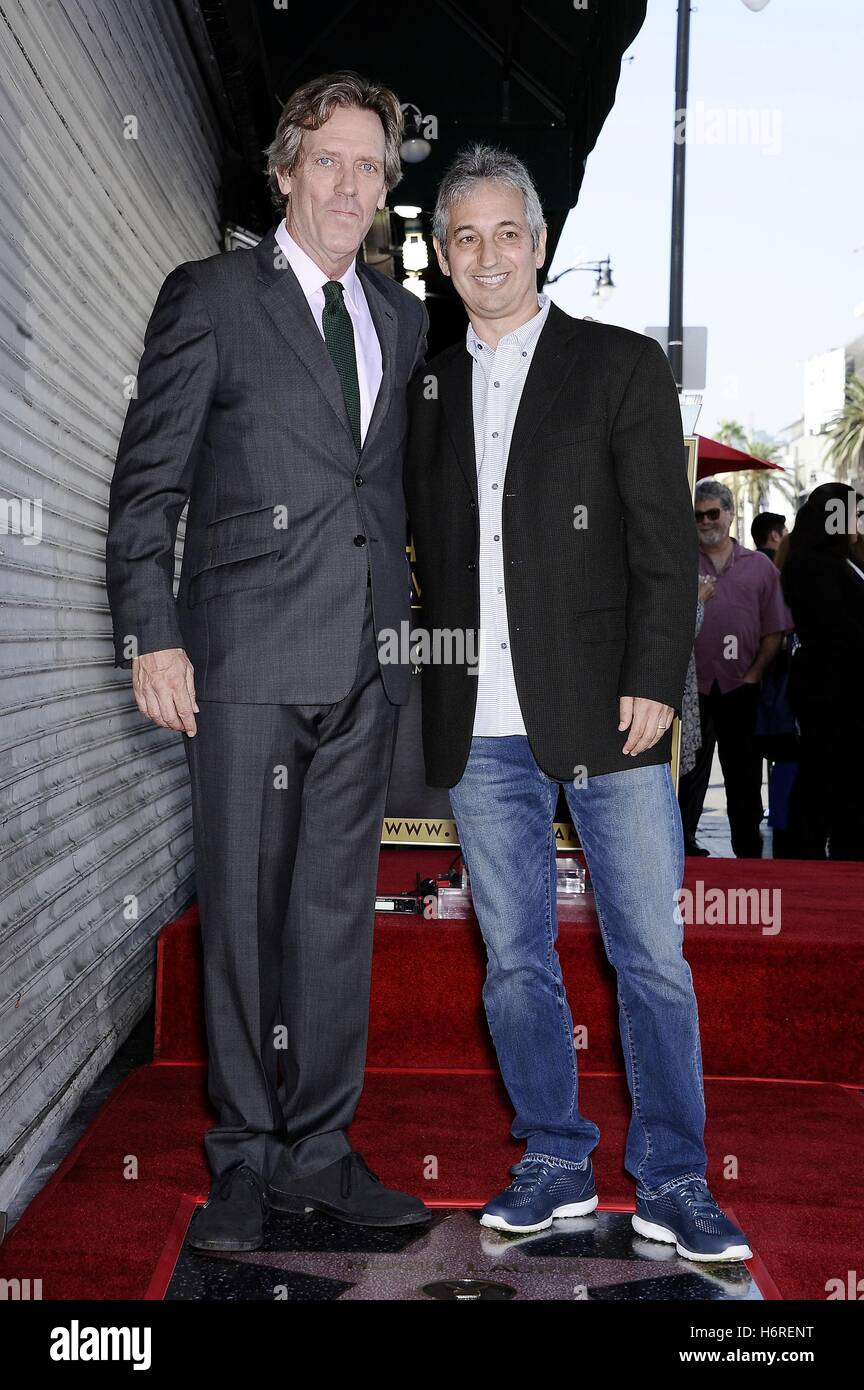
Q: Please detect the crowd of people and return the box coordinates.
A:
[677,478,864,861]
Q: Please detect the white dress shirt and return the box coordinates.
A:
[467,293,551,736]
[273,220,383,443]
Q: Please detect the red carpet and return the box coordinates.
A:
[1,850,862,1301]
[158,853,864,1084]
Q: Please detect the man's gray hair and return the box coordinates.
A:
[695,479,734,512]
[432,142,546,255]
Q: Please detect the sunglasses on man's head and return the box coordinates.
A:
[695,507,723,522]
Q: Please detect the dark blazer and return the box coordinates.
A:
[106,224,427,704]
[783,552,864,711]
[404,303,699,786]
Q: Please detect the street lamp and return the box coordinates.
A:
[400,104,431,164]
[546,257,615,305]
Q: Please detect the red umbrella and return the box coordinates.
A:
[694,435,785,481]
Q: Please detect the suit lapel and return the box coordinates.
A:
[505,303,584,474]
[254,226,358,461]
[356,260,397,460]
[438,345,479,506]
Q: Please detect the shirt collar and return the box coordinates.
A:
[274,220,363,313]
[704,538,740,578]
[466,292,550,361]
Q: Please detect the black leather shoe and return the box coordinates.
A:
[268,1151,431,1228]
[188,1164,268,1251]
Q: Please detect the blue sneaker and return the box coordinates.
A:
[480,1154,598,1234]
[632,1177,752,1262]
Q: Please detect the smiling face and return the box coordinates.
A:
[434,179,546,346]
[277,104,388,276]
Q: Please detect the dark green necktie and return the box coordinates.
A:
[322,279,361,452]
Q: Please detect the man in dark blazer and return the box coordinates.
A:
[106,72,430,1250]
[404,143,752,1263]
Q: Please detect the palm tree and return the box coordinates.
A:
[741,439,797,512]
[825,374,864,486]
[715,419,748,449]
[708,424,795,532]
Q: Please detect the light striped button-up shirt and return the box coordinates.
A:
[274,220,382,443]
[467,293,551,736]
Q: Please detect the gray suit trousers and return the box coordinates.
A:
[184,581,399,1184]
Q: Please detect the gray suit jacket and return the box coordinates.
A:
[106,223,427,704]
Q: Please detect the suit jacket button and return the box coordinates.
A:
[467,559,476,571]
[355,474,364,486]
[354,535,367,546]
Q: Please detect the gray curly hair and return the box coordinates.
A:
[432,142,546,257]
[695,480,735,512]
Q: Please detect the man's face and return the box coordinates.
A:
[433,179,546,327]
[277,105,388,269]
[695,500,733,546]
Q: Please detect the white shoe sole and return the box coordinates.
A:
[632,1213,752,1262]
[480,1193,599,1234]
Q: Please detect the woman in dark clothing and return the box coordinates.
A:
[780,482,864,859]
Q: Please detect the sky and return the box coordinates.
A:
[545,0,863,441]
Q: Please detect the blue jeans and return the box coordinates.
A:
[448,736,707,1197]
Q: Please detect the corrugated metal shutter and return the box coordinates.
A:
[0,0,222,1207]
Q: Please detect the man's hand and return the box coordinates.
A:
[618,696,674,757]
[132,647,199,736]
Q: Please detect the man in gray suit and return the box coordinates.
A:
[106,71,429,1250]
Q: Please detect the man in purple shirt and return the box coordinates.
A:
[678,480,794,856]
